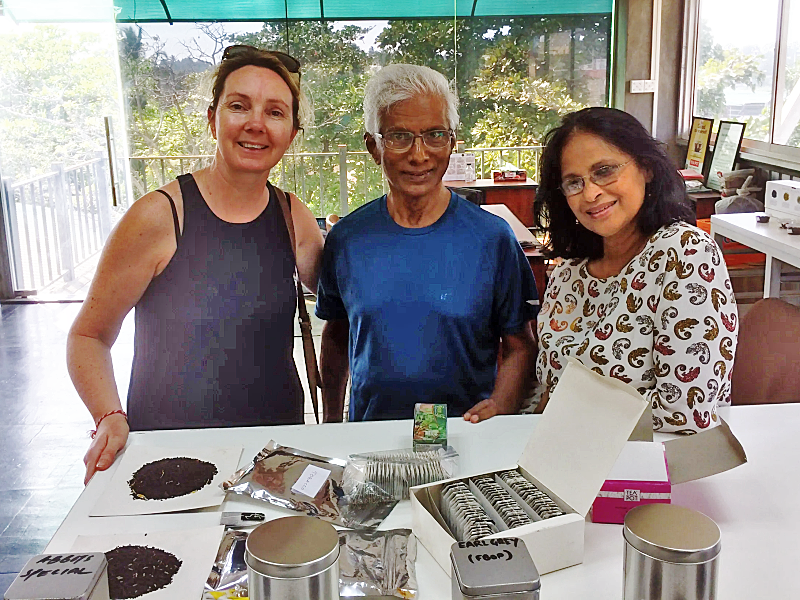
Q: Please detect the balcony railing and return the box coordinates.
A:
[2,153,113,293]
[129,145,543,217]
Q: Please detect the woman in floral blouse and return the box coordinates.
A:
[530,107,737,433]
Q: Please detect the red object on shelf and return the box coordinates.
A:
[697,218,766,267]
[679,168,704,181]
[493,170,527,182]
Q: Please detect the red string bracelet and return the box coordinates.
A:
[90,409,128,439]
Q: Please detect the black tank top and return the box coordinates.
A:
[127,174,303,430]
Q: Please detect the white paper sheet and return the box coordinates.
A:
[72,526,224,600]
[90,445,243,516]
[481,204,538,244]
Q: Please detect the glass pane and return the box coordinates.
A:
[775,0,800,146]
[0,13,126,299]
[694,0,779,142]
[123,17,610,216]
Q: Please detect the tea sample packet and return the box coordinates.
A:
[413,403,447,451]
[222,440,396,529]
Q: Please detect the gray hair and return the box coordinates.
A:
[363,64,459,136]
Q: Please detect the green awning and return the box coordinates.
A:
[4,0,612,23]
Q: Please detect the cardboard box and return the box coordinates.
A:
[411,359,649,576]
[493,170,527,182]
[766,179,800,221]
[592,441,671,524]
[592,406,749,525]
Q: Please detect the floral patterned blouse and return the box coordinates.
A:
[530,222,738,434]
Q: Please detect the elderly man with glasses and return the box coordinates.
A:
[315,64,539,423]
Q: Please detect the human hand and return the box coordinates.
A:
[83,413,129,485]
[463,398,500,423]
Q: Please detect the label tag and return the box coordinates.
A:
[624,489,642,502]
[291,465,331,498]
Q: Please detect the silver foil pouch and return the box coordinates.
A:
[204,529,248,598]
[203,527,418,600]
[339,529,418,599]
[222,440,397,529]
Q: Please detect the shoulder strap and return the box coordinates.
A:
[272,183,322,425]
[154,189,180,244]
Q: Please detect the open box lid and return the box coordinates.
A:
[519,359,649,516]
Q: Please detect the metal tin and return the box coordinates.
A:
[245,516,340,600]
[623,504,721,600]
[451,538,540,600]
[4,552,110,600]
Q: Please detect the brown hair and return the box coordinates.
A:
[208,49,302,131]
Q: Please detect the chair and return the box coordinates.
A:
[448,186,485,206]
[730,298,800,404]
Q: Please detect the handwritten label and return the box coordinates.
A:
[291,465,331,498]
[18,567,94,582]
[36,554,93,565]
[624,489,642,502]
[458,538,519,550]
[467,550,514,564]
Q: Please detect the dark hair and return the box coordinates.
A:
[208,48,302,131]
[534,107,694,260]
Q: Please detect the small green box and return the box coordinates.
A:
[413,403,447,451]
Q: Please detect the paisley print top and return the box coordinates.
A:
[530,222,738,434]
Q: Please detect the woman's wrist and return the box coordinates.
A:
[91,409,128,438]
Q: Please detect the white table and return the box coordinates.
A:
[45,406,800,598]
[711,212,800,297]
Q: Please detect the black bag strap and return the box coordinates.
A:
[271,183,321,424]
[154,189,180,243]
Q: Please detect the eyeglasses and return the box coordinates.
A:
[221,45,301,80]
[560,161,632,197]
[373,130,453,151]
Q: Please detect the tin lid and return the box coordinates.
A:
[4,552,107,600]
[624,504,721,564]
[245,516,339,578]
[450,538,540,596]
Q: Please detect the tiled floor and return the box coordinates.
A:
[0,300,326,594]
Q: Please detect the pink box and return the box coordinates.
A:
[592,442,671,524]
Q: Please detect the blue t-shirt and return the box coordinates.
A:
[315,192,539,421]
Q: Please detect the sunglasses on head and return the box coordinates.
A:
[222,45,301,78]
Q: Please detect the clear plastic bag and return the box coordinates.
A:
[344,447,459,503]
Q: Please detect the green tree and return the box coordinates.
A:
[696,49,764,117]
[469,37,584,149]
[694,20,767,142]
[0,26,119,180]
[232,22,378,214]
[235,22,371,153]
[377,16,609,147]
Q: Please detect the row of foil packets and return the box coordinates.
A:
[205,527,418,599]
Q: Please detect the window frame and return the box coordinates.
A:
[680,0,800,169]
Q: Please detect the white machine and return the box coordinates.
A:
[765,179,800,221]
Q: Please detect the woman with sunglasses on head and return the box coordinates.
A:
[68,46,323,482]
[528,107,738,434]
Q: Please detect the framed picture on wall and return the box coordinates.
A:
[685,116,714,175]
[705,120,746,191]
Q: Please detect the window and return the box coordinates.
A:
[685,0,800,160]
[121,17,612,215]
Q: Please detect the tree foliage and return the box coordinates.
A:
[694,20,768,142]
[116,17,611,210]
[0,26,120,180]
